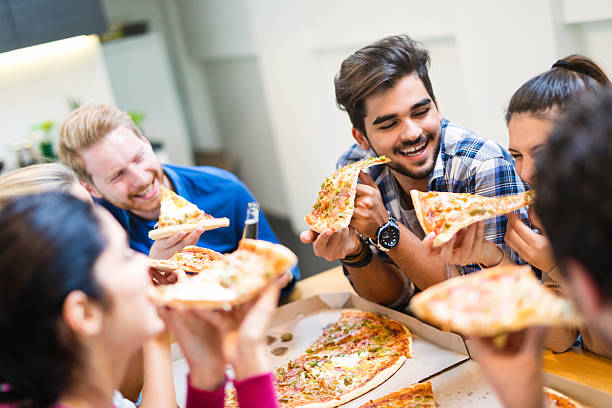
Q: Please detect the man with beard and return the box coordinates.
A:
[301,35,528,310]
[58,104,298,289]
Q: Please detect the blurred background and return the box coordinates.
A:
[1,0,611,278]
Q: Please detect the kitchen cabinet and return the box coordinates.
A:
[0,0,106,52]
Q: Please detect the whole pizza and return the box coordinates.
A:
[274,310,412,408]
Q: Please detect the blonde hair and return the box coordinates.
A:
[0,163,78,207]
[58,103,145,184]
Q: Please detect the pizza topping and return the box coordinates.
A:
[412,189,535,246]
[148,239,297,309]
[410,264,582,336]
[306,156,390,233]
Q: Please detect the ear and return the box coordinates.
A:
[81,181,103,199]
[565,259,605,322]
[62,290,104,337]
[352,128,371,151]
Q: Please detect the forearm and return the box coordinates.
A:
[140,334,177,408]
[345,255,405,304]
[388,225,448,290]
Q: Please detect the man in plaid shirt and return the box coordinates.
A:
[301,35,529,311]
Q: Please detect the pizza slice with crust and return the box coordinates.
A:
[148,239,297,309]
[358,381,436,408]
[409,264,582,337]
[411,189,534,247]
[149,246,224,274]
[305,156,390,233]
[148,186,230,240]
[544,387,589,408]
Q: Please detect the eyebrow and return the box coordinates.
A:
[371,98,432,126]
[105,148,145,183]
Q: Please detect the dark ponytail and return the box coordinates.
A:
[506,54,610,123]
[0,193,107,407]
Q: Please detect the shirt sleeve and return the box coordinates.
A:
[235,372,279,408]
[185,379,226,408]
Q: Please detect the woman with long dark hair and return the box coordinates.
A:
[0,193,279,408]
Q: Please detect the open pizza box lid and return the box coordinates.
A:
[172,291,469,406]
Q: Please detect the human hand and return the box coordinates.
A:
[424,221,503,267]
[300,226,361,261]
[468,326,548,408]
[149,227,204,260]
[188,280,282,381]
[351,172,388,238]
[157,306,226,391]
[149,267,187,286]
[504,212,555,272]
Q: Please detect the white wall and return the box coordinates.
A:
[102,33,193,166]
[0,35,114,170]
[103,0,612,231]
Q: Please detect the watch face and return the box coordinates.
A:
[380,225,400,248]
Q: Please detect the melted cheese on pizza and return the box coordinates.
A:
[157,186,212,228]
[358,381,436,408]
[306,156,390,233]
[274,310,411,407]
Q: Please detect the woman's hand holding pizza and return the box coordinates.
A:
[351,172,389,238]
[300,226,362,261]
[504,211,555,273]
[424,221,504,267]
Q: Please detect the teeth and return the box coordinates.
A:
[135,183,153,197]
[400,141,426,155]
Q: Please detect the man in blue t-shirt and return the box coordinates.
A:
[58,103,298,293]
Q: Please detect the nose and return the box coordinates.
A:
[400,118,422,142]
[521,156,537,187]
[129,164,149,187]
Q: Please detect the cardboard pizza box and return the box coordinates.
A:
[171,291,469,407]
[261,292,469,408]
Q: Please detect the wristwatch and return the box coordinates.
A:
[369,212,400,251]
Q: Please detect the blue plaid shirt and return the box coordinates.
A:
[338,119,530,309]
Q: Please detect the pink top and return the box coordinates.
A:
[187,372,278,408]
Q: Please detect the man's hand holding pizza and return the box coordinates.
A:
[300,226,362,262]
[350,172,390,239]
[149,227,204,260]
[423,221,507,268]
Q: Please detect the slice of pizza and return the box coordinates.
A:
[149,246,224,274]
[274,310,411,408]
[358,381,436,408]
[305,156,390,233]
[544,387,589,408]
[148,239,297,309]
[411,189,535,247]
[148,186,230,240]
[409,264,582,337]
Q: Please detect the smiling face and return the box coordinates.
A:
[508,112,554,187]
[79,126,164,220]
[353,73,443,181]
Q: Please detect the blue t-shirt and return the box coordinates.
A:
[97,164,299,292]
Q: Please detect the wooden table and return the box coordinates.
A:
[289,266,612,394]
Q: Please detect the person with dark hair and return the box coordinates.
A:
[0,193,280,408]
[301,34,529,309]
[429,55,612,358]
[470,87,612,408]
